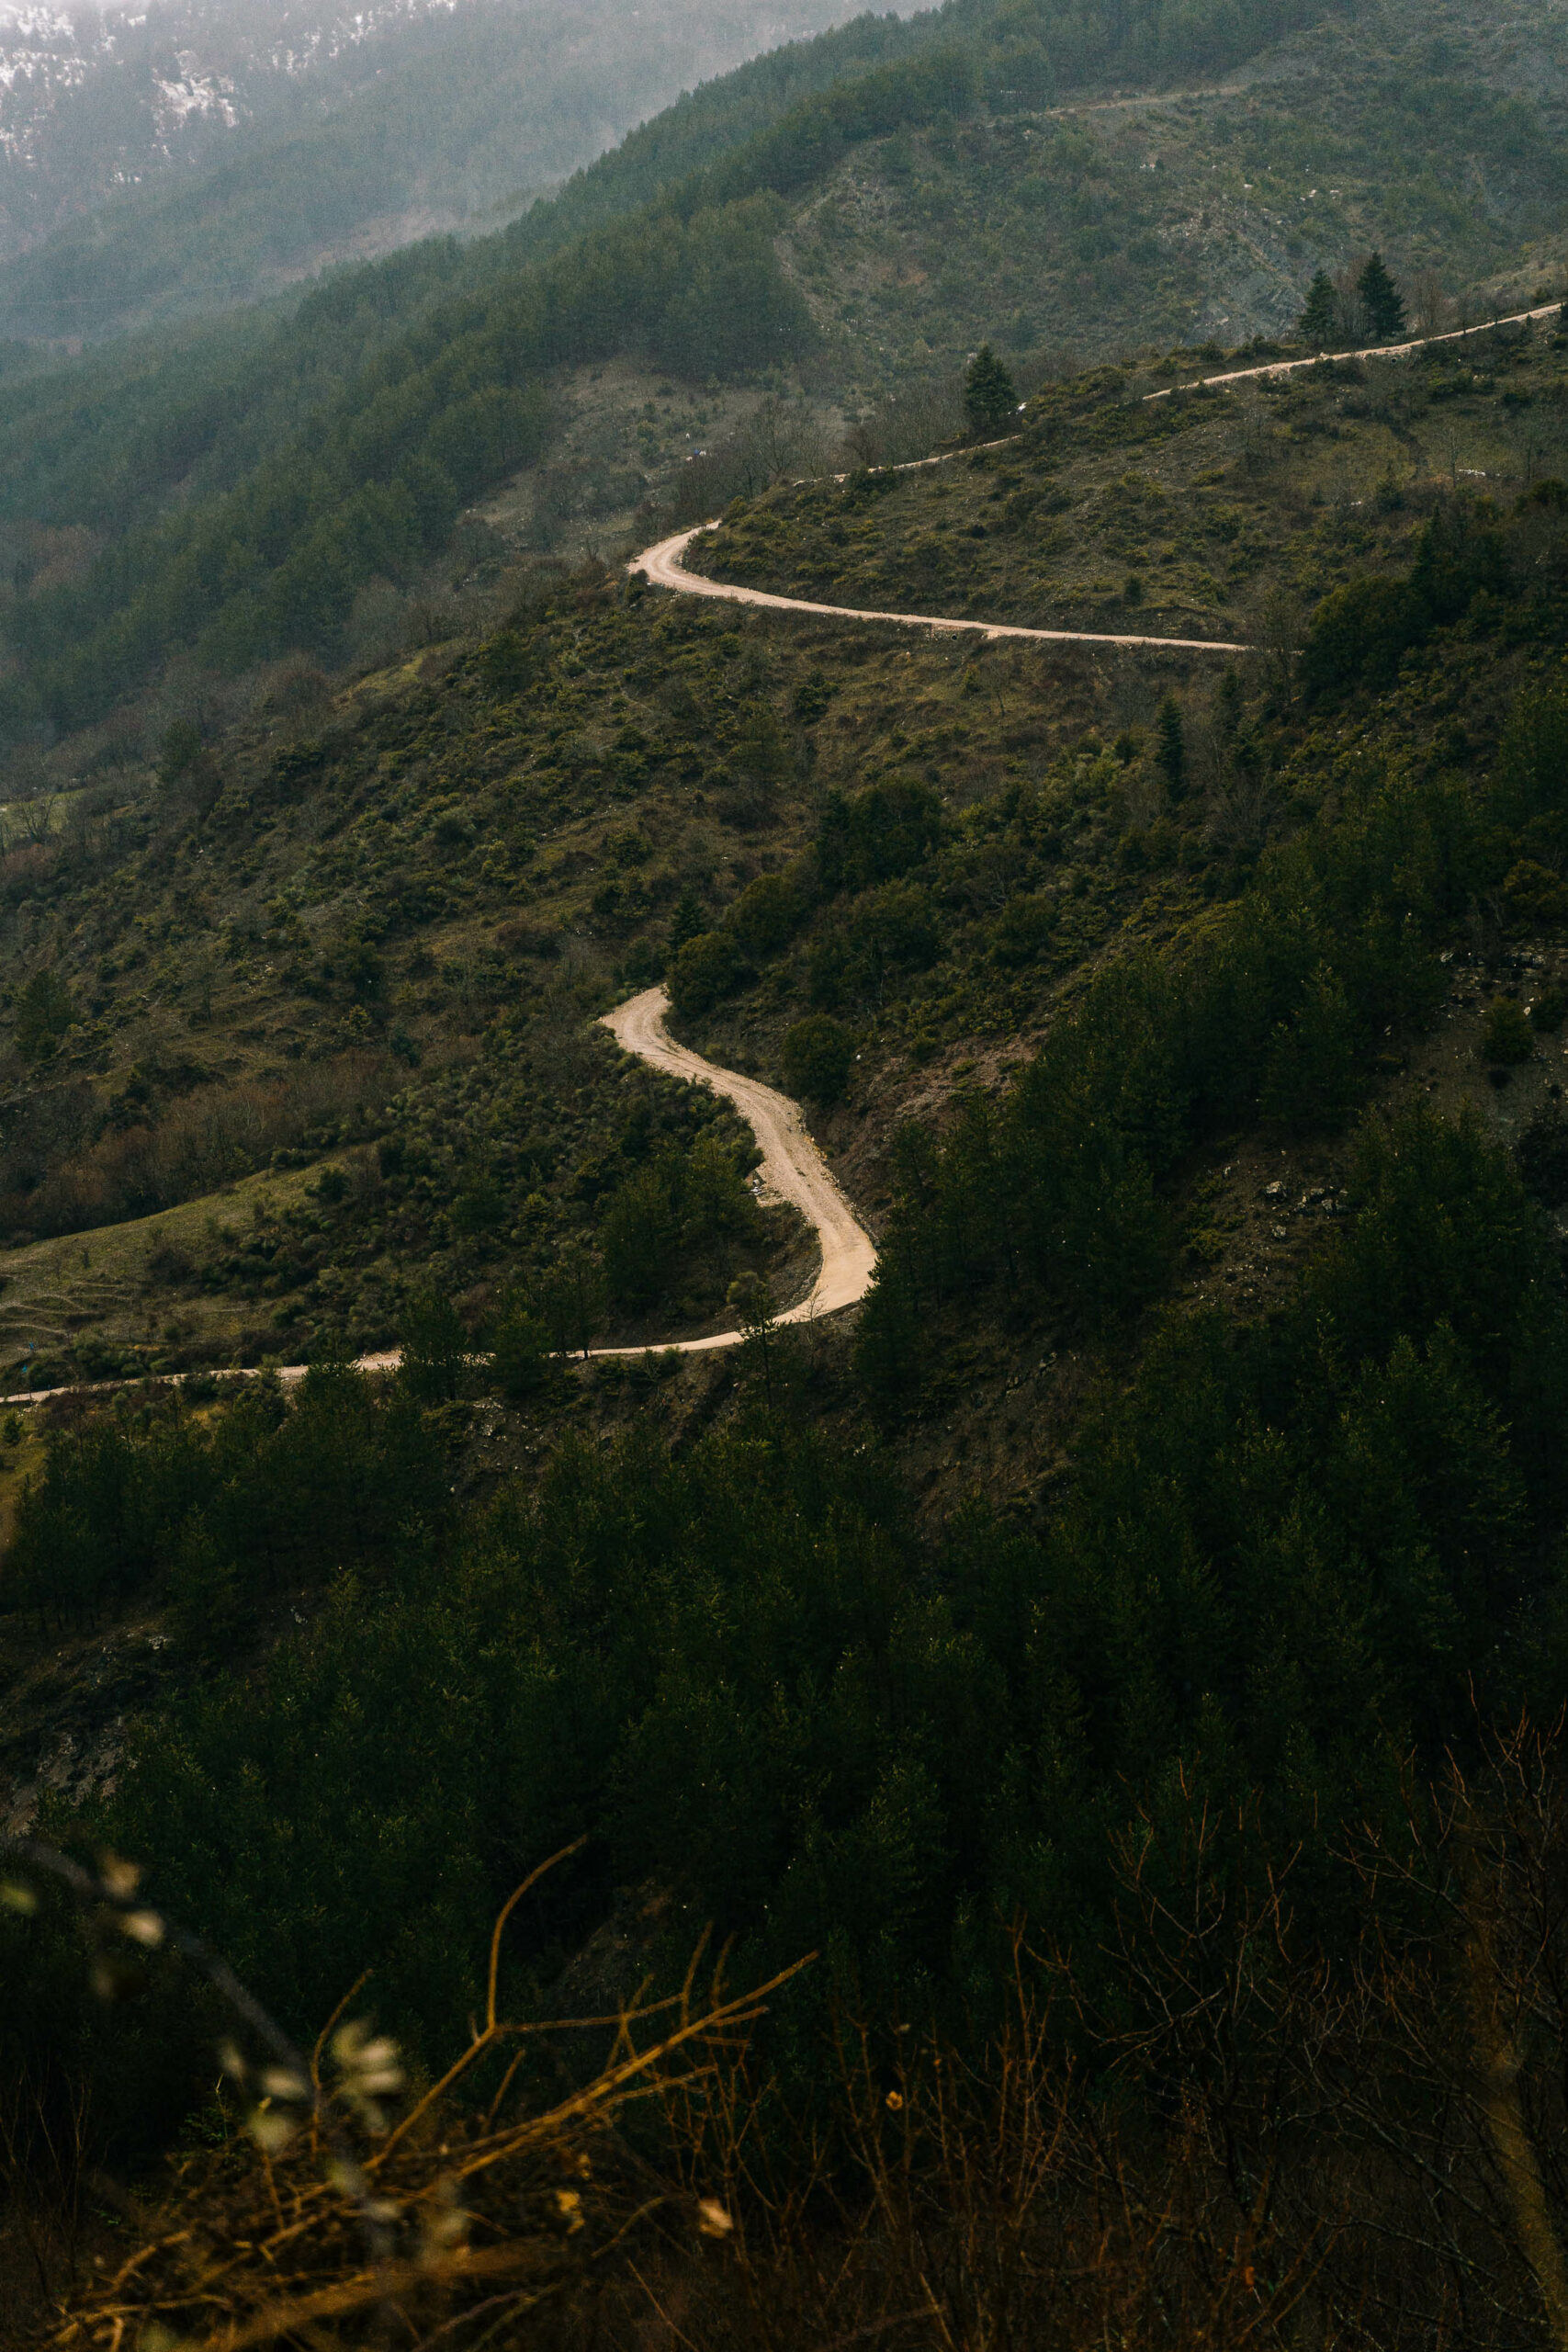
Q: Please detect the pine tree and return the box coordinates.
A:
[728,1271,779,1411]
[14,967,76,1064]
[964,344,1019,437]
[1259,964,1362,1130]
[400,1292,468,1401]
[1357,252,1406,341]
[1296,268,1337,347]
[1155,695,1186,798]
[668,886,706,957]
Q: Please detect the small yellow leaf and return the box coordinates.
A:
[249,2108,297,2156]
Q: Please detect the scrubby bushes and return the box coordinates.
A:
[858,669,1568,1392]
[782,1014,854,1102]
[1302,498,1517,696]
[810,878,942,1010]
[668,929,744,1016]
[817,779,944,893]
[728,871,801,957]
[0,1052,403,1240]
[665,873,805,1019]
[1483,995,1535,1065]
[179,1003,777,1359]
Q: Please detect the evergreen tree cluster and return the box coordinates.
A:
[857,664,1568,1392]
[6,196,808,733]
[1296,251,1407,349]
[7,1089,1567,2094]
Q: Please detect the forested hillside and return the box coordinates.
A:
[6,0,1568,755]
[8,288,1568,2335]
[14,0,1568,2338]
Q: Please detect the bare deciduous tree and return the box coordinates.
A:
[1410,266,1451,337]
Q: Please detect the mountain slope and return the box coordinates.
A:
[4,311,1568,1384]
[765,0,1568,374]
[0,0,873,343]
[13,6,1568,2332]
[6,0,1568,759]
[9,312,1568,2352]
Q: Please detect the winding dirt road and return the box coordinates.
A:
[1,989,876,1401]
[593,984,876,1351]
[633,300,1565,655]
[1143,300,1565,401]
[15,300,1560,1408]
[634,523,1250,653]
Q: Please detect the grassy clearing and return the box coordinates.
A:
[0,1162,332,1390]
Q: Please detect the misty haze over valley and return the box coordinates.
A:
[0,0,872,333]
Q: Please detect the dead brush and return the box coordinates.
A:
[0,1835,809,2351]
[27,1723,1568,2350]
[0,2061,93,2329]
[626,1935,1325,2352]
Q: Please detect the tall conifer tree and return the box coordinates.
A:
[1297,269,1337,346]
[668,886,706,957]
[1155,695,1186,798]
[1357,251,1406,340]
[964,344,1019,436]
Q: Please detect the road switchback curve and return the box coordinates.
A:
[633,524,1250,653]
[593,984,877,1352]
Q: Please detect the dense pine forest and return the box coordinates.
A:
[12,0,1568,2341]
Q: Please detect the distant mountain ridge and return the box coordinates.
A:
[0,0,869,336]
[0,0,459,248]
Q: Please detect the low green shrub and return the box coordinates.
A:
[782,1015,855,1102]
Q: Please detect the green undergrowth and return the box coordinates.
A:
[0,529,1195,1380]
[15,523,1568,2087]
[774,3,1568,377]
[696,312,1568,641]
[12,321,1568,1383]
[19,0,1568,2293]
[17,265,1568,2243]
[855,647,1568,1397]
